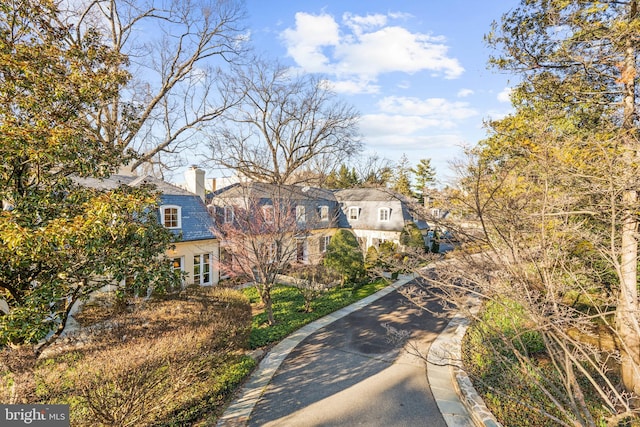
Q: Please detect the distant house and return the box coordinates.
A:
[334,188,430,251]
[210,182,341,265]
[76,170,219,287]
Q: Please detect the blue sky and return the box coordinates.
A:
[243,0,521,183]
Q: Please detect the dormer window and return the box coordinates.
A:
[378,207,390,222]
[318,205,329,221]
[161,205,181,229]
[296,205,306,223]
[224,206,234,223]
[348,206,360,220]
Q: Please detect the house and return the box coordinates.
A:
[76,169,219,287]
[210,182,341,265]
[334,187,430,251]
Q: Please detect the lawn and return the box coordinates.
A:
[244,278,389,349]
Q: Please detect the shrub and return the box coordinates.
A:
[400,223,426,252]
[33,286,252,425]
[323,229,365,284]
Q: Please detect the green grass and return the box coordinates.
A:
[244,279,389,349]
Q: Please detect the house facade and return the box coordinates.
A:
[334,188,430,252]
[78,172,219,287]
[209,183,431,273]
[209,182,341,266]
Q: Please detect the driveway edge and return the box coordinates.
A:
[427,297,502,427]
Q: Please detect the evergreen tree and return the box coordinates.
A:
[0,1,180,398]
[323,230,364,284]
[391,154,414,196]
[411,158,436,195]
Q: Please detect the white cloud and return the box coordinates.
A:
[281,12,464,94]
[360,114,451,135]
[322,78,380,95]
[280,13,340,73]
[343,12,387,34]
[497,86,513,103]
[457,88,474,98]
[376,96,477,121]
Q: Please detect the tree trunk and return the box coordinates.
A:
[258,283,275,326]
[617,191,640,394]
[617,2,640,393]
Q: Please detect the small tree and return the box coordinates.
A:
[391,154,414,197]
[400,223,427,253]
[212,185,307,325]
[411,158,436,203]
[323,230,364,285]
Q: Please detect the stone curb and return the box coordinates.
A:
[427,298,502,427]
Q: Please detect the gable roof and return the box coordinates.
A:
[74,174,216,242]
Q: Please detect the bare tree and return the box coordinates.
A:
[403,112,640,425]
[354,153,393,188]
[62,0,248,175]
[211,183,335,325]
[206,58,362,185]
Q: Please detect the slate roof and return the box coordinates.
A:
[211,182,341,230]
[334,187,429,231]
[74,174,216,242]
[211,182,337,202]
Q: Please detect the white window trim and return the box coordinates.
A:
[160,205,182,229]
[224,206,234,223]
[319,205,329,221]
[193,253,212,286]
[378,207,390,222]
[296,205,306,223]
[262,205,274,224]
[320,235,331,253]
[348,206,360,220]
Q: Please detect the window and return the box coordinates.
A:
[320,235,331,253]
[378,207,390,222]
[318,205,329,221]
[262,205,274,224]
[430,208,441,218]
[348,206,360,220]
[160,205,181,229]
[224,206,234,223]
[193,253,211,285]
[296,205,306,223]
[172,257,184,286]
[296,239,308,263]
[172,257,183,272]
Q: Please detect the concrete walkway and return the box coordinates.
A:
[216,275,500,427]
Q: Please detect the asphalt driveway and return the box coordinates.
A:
[247,286,450,427]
